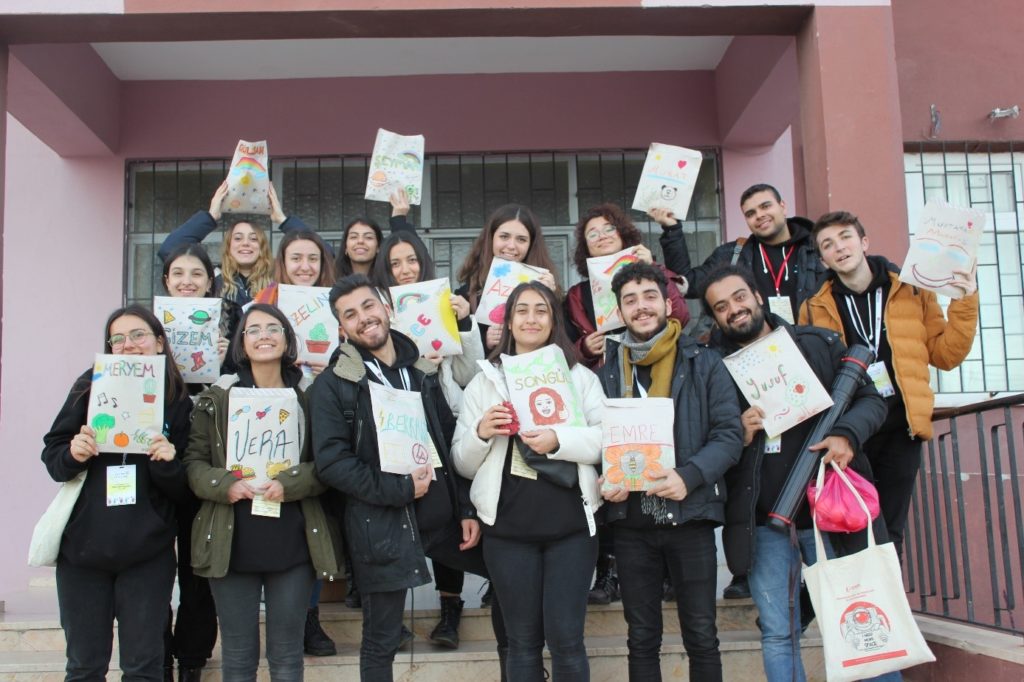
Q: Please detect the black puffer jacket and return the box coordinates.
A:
[597,333,743,527]
[710,317,887,575]
[310,332,468,595]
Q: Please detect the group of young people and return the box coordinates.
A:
[41,179,978,682]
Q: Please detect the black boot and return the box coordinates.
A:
[587,555,620,605]
[303,607,337,656]
[344,580,361,609]
[723,574,751,600]
[178,667,203,682]
[480,581,494,608]
[429,596,464,649]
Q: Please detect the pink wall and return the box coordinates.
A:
[0,116,125,600]
[118,71,719,158]
[721,126,798,239]
[893,0,1024,143]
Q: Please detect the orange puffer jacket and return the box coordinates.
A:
[799,264,979,440]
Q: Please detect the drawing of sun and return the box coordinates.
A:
[604,444,666,492]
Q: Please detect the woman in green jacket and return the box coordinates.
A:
[184,303,341,682]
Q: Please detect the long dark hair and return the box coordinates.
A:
[372,231,436,303]
[162,243,217,297]
[231,303,299,369]
[274,230,337,287]
[335,217,384,277]
[103,304,185,403]
[487,281,577,368]
[456,204,561,309]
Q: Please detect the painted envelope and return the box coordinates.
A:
[226,387,301,486]
[389,278,462,357]
[601,398,675,492]
[369,382,441,476]
[899,200,985,299]
[277,284,339,364]
[154,296,221,383]
[587,247,640,332]
[364,128,426,205]
[475,258,550,326]
[631,143,703,219]
[501,344,586,431]
[222,139,271,215]
[86,354,166,454]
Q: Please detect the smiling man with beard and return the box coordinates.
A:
[310,274,506,682]
[596,261,742,682]
[701,264,887,682]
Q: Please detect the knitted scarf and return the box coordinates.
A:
[620,318,681,399]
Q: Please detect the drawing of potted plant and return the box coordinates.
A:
[305,323,331,354]
[143,378,157,403]
[91,413,115,444]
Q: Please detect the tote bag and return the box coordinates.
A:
[28,471,87,567]
[803,461,934,681]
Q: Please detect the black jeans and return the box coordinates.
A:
[164,500,218,668]
[864,428,923,560]
[359,588,408,682]
[615,522,722,682]
[431,559,464,594]
[483,530,597,682]
[57,548,176,682]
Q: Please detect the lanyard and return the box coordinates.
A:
[759,244,795,296]
[364,360,411,391]
[844,288,884,354]
[633,372,649,398]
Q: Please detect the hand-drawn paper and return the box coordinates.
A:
[154,296,222,383]
[587,247,640,332]
[631,143,703,218]
[364,128,426,205]
[369,382,442,476]
[722,327,834,439]
[601,398,675,492]
[475,258,551,326]
[226,388,301,487]
[223,139,271,215]
[389,278,462,357]
[501,345,586,431]
[87,354,166,454]
[899,201,985,299]
[277,284,339,364]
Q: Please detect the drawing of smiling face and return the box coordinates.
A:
[534,393,556,419]
[660,185,678,201]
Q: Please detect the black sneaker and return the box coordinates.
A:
[429,596,464,649]
[345,580,361,609]
[587,564,620,605]
[480,581,494,608]
[723,574,751,600]
[303,607,337,657]
[662,577,676,603]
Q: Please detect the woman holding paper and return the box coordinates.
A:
[184,304,341,682]
[565,203,690,371]
[162,242,231,376]
[455,204,562,351]
[41,305,193,682]
[452,281,605,682]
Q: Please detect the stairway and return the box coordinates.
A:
[0,597,825,681]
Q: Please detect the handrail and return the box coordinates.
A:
[932,393,1024,420]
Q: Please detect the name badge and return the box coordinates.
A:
[582,495,597,537]
[764,434,782,454]
[107,465,137,506]
[768,296,796,325]
[509,442,538,480]
[251,494,282,518]
[428,439,444,469]
[867,361,896,398]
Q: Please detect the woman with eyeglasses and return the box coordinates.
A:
[42,305,193,682]
[183,304,341,682]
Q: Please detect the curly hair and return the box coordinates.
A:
[572,203,644,278]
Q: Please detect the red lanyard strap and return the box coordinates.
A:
[759,244,795,295]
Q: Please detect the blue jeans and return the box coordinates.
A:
[749,527,902,682]
[208,563,315,682]
[614,522,721,682]
[484,531,597,682]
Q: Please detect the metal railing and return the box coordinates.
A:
[903,393,1024,633]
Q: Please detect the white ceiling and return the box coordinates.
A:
[91,36,733,81]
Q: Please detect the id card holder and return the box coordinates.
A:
[251,494,282,518]
[764,434,782,454]
[768,296,796,325]
[509,442,538,480]
[107,464,137,506]
[867,361,896,398]
[581,495,597,537]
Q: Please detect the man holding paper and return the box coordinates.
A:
[800,211,979,560]
[596,261,742,682]
[702,264,887,682]
[311,274,506,682]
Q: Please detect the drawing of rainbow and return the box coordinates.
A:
[395,292,427,313]
[603,253,639,276]
[233,156,267,174]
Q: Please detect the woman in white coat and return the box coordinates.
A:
[452,281,606,682]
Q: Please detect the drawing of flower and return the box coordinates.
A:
[604,444,666,492]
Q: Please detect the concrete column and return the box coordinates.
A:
[796,5,909,257]
[0,43,7,412]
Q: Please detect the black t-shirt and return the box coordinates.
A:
[751,240,801,315]
[486,441,587,542]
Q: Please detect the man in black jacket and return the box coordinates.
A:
[597,262,743,682]
[701,264,886,682]
[311,274,505,682]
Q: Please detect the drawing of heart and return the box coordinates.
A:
[677,160,687,169]
[431,339,443,351]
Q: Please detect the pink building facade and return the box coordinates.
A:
[1,0,1022,604]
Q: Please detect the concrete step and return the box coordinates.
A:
[0,599,760,653]
[0,631,827,681]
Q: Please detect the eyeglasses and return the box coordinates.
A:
[109,329,155,349]
[242,324,285,339]
[585,223,618,242]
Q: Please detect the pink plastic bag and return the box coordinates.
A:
[806,462,880,533]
